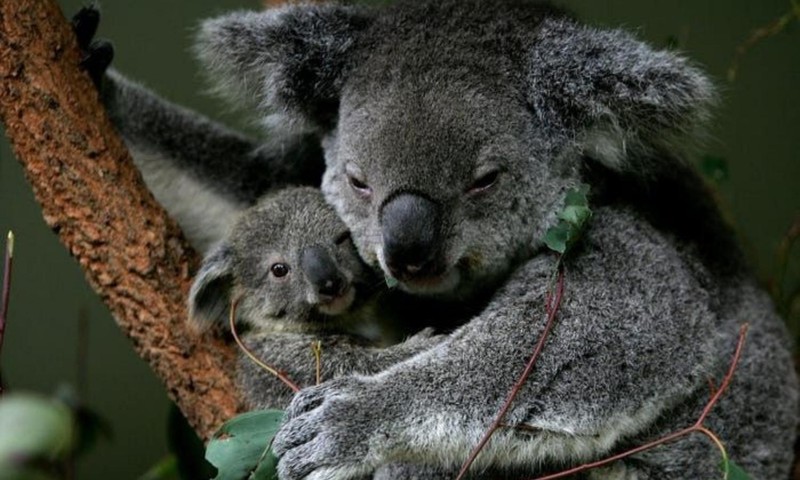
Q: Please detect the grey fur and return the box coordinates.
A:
[100,70,325,252]
[186,186,446,406]
[97,0,798,478]
[188,187,447,479]
[188,187,369,333]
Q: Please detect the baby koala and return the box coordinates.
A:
[188,186,440,409]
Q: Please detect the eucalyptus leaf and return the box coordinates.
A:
[558,205,592,227]
[722,459,752,480]
[543,223,570,254]
[0,393,75,466]
[543,184,592,254]
[250,444,279,480]
[206,410,284,480]
[138,455,179,480]
[564,184,590,206]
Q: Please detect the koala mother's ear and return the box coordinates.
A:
[188,243,235,333]
[527,17,716,173]
[195,4,373,130]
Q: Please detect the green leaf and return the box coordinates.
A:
[250,445,279,480]
[722,459,752,480]
[563,184,590,207]
[0,393,75,466]
[543,223,569,254]
[385,275,399,289]
[138,455,179,480]
[543,184,593,255]
[558,205,592,227]
[206,410,284,480]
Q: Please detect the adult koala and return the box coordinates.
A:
[191,1,799,479]
[80,0,797,478]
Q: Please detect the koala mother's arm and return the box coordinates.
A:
[99,70,325,251]
[237,329,445,410]
[272,210,721,479]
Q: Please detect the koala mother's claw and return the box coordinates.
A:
[71,7,101,48]
[71,6,114,89]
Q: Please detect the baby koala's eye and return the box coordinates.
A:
[270,263,290,278]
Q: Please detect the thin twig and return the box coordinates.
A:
[531,324,749,480]
[0,232,15,396]
[771,215,800,313]
[0,232,14,351]
[728,1,800,82]
[696,426,730,478]
[455,265,565,480]
[229,297,301,393]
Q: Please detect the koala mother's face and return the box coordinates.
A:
[322,77,554,298]
[197,2,710,299]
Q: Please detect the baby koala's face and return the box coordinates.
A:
[228,188,373,328]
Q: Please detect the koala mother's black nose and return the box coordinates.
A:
[300,246,346,298]
[380,193,441,278]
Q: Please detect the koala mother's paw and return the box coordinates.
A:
[274,377,384,480]
[71,6,113,89]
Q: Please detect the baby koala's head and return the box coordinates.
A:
[188,187,373,332]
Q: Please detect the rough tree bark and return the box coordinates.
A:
[0,0,243,439]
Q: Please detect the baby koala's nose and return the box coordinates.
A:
[300,245,347,299]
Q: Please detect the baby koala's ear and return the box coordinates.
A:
[188,243,235,332]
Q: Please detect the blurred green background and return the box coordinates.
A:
[0,0,797,478]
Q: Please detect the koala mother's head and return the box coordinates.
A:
[197,0,713,298]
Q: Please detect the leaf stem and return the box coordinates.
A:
[455,264,565,480]
[228,297,301,393]
[696,426,729,479]
[530,324,749,480]
[0,231,15,395]
[728,5,800,81]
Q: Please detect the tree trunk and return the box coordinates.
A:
[0,0,242,440]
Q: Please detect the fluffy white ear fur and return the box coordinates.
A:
[194,8,288,113]
[194,5,372,129]
[188,243,234,332]
[529,17,716,172]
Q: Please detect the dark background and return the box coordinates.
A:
[0,0,797,478]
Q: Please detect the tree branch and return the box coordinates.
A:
[0,0,243,440]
